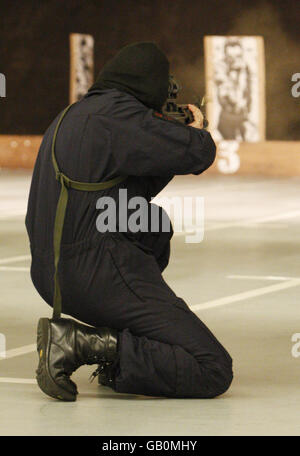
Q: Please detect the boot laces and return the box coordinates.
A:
[89,358,111,383]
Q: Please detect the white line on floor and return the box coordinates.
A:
[236,223,288,229]
[0,343,36,360]
[228,274,300,281]
[190,279,300,312]
[0,255,31,265]
[250,209,300,223]
[204,209,300,232]
[0,210,26,220]
[172,209,300,236]
[0,266,30,271]
[0,377,36,384]
[173,223,287,236]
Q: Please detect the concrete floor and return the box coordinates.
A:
[0,169,299,436]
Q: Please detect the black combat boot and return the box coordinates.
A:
[36,317,119,401]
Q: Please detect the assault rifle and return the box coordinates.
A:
[162,75,209,128]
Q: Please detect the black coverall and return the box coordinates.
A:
[25,88,233,398]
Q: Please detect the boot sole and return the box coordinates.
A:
[36,318,77,402]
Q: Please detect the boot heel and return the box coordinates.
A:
[36,318,77,402]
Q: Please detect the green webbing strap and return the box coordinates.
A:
[51,104,127,319]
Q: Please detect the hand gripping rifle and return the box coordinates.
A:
[162,75,209,128]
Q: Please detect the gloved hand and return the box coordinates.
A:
[187,104,204,129]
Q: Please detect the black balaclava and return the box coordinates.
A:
[88,42,170,112]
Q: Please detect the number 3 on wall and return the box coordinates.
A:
[217,140,240,174]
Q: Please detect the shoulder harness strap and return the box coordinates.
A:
[51,104,127,319]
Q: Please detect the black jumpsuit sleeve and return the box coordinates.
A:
[111,109,216,177]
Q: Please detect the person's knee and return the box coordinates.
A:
[208,362,233,398]
[215,368,233,397]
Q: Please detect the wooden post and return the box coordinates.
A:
[69,33,94,103]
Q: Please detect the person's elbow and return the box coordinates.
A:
[203,132,217,169]
[192,130,217,175]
